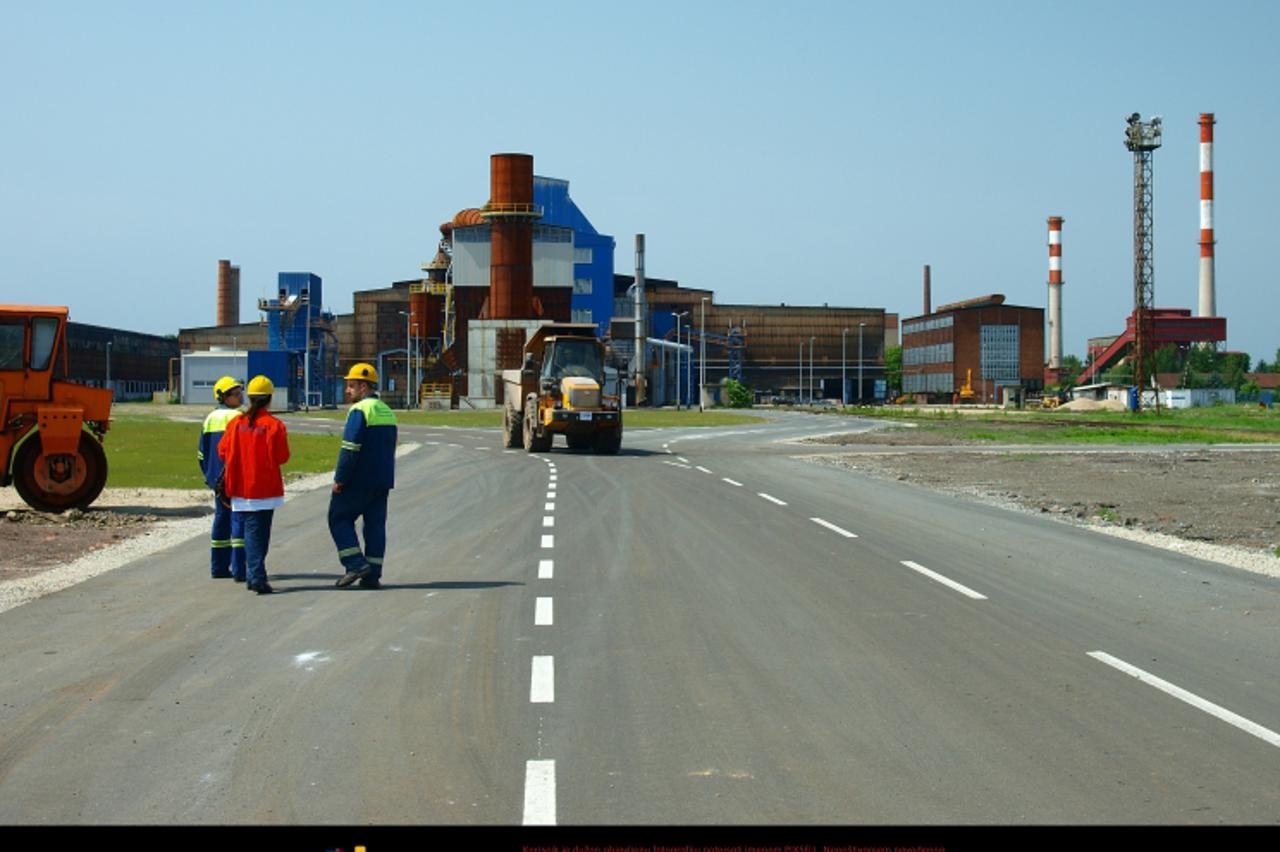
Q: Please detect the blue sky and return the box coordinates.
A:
[2,1,1277,363]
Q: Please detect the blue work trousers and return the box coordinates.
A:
[328,488,389,580]
[241,510,275,588]
[210,498,246,579]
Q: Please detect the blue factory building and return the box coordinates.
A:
[534,176,615,335]
[260,272,339,407]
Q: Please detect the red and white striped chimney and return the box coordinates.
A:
[1047,216,1064,369]
[1198,113,1216,318]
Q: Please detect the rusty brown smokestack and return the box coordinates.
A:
[216,259,240,326]
[923,265,931,315]
[481,153,540,319]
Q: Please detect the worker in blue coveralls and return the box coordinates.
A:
[199,375,247,581]
[331,362,397,589]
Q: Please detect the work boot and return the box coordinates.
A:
[358,577,382,590]
[211,570,232,579]
[247,583,274,595]
[336,565,372,588]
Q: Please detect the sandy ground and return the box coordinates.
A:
[798,430,1280,579]
[0,444,420,614]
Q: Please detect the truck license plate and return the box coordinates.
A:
[579,412,592,421]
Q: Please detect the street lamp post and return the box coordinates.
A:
[105,341,112,395]
[398,310,411,410]
[858,322,866,405]
[673,310,689,409]
[699,297,708,412]
[809,336,815,404]
[798,341,803,405]
[842,328,849,406]
[412,322,419,410]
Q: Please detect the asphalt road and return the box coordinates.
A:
[0,412,1277,825]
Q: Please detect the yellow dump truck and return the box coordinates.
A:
[500,323,622,454]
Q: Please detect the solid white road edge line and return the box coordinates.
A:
[1088,651,1280,749]
[758,493,787,505]
[539,559,554,579]
[535,597,553,626]
[523,760,556,826]
[811,517,858,538]
[531,656,555,703]
[899,560,988,600]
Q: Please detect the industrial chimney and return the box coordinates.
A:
[1198,113,1216,318]
[634,234,646,403]
[1047,217,1064,369]
[922,265,931,315]
[216,259,240,326]
[481,153,539,319]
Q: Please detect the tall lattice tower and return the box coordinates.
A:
[1124,113,1162,411]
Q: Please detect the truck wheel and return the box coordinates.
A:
[13,433,109,513]
[503,406,523,448]
[593,424,622,455]
[523,400,551,453]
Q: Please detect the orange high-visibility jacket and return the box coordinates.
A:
[217,412,291,500]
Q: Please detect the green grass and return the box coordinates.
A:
[1095,507,1120,523]
[103,417,340,489]
[847,404,1280,444]
[292,408,768,429]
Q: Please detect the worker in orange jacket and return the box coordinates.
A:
[218,376,290,595]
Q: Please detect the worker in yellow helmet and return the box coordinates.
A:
[199,376,246,580]
[330,363,398,589]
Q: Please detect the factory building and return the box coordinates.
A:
[65,322,178,401]
[901,294,1044,403]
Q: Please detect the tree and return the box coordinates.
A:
[1058,354,1084,387]
[1152,343,1182,375]
[1187,345,1217,374]
[721,378,753,408]
[884,345,902,395]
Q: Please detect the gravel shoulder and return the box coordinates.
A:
[0,444,421,614]
[797,429,1280,579]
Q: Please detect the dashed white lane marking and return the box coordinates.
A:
[543,516,555,528]
[1088,651,1280,749]
[541,535,554,548]
[475,446,490,451]
[531,656,555,703]
[678,457,690,464]
[535,597,554,626]
[758,493,788,505]
[811,517,858,538]
[899,560,987,600]
[695,466,713,474]
[426,441,439,445]
[447,443,462,448]
[545,502,555,511]
[523,760,556,825]
[663,461,692,469]
[504,450,516,454]
[539,559,554,579]
[722,478,743,487]
[550,475,558,482]
[546,491,556,500]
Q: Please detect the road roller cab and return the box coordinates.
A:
[0,306,112,512]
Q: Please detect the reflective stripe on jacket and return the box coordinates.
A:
[334,396,397,491]
[198,406,242,488]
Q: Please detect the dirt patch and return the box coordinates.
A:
[802,442,1280,553]
[0,488,213,577]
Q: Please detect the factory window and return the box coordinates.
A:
[573,278,593,295]
[574,247,593,264]
[980,325,1020,382]
[903,372,954,393]
[535,226,572,243]
[902,342,953,367]
[902,315,953,336]
[571,308,594,325]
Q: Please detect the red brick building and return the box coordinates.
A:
[901,294,1044,403]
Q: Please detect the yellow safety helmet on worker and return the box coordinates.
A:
[246,375,274,398]
[344,363,379,385]
[213,375,243,403]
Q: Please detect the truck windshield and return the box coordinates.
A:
[543,339,602,382]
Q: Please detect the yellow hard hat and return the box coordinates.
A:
[213,375,243,401]
[246,375,274,397]
[343,362,379,384]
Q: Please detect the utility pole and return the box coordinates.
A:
[809,336,815,404]
[699,297,708,411]
[858,322,866,405]
[842,328,848,406]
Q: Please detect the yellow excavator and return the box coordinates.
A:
[958,368,977,403]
